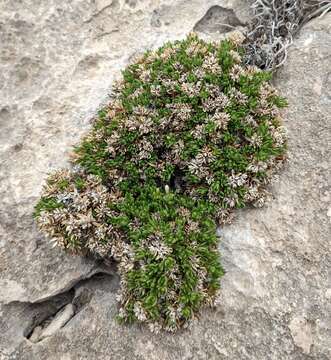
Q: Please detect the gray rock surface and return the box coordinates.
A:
[0,0,248,305]
[36,303,75,342]
[0,1,330,359]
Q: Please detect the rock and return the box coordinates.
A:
[28,326,43,344]
[0,1,247,357]
[0,290,73,355]
[0,0,248,307]
[194,5,245,34]
[38,304,75,342]
[0,1,330,360]
[289,316,313,354]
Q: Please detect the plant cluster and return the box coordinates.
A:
[35,34,287,332]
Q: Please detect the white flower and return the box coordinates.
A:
[249,133,263,148]
[148,322,162,334]
[146,235,172,260]
[229,50,242,63]
[210,111,230,130]
[227,30,245,45]
[202,53,221,74]
[134,302,148,322]
[229,64,244,81]
[228,171,248,188]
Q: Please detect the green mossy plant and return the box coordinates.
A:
[35,33,287,332]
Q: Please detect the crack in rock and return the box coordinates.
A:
[24,270,114,343]
[28,304,75,343]
[1,268,115,351]
[30,262,114,305]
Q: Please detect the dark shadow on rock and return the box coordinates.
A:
[194,5,245,34]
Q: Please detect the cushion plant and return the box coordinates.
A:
[35,33,287,332]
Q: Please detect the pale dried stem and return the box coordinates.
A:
[244,0,331,71]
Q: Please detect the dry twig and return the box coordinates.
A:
[244,0,331,71]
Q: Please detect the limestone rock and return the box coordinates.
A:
[0,0,330,359]
[0,0,248,357]
[194,5,245,34]
[0,0,242,305]
[0,290,73,355]
[289,316,313,354]
[28,326,43,344]
[37,304,75,342]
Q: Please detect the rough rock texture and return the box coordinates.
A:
[194,5,245,34]
[0,0,330,359]
[0,0,248,305]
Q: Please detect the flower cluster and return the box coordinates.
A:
[35,34,287,332]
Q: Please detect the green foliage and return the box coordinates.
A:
[34,33,287,332]
[34,197,63,218]
[113,186,223,330]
